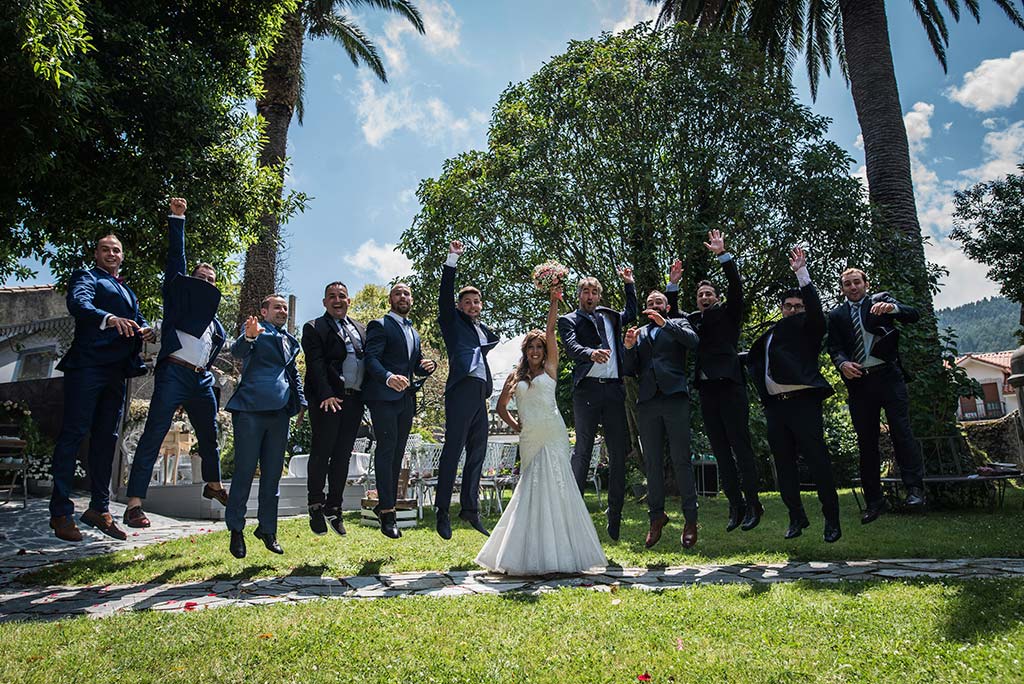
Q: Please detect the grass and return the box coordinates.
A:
[3,579,1024,682]
[23,487,1024,587]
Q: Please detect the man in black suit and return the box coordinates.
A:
[49,234,154,542]
[623,290,700,548]
[434,241,500,539]
[557,268,637,540]
[362,283,436,538]
[827,268,925,524]
[301,281,367,537]
[667,230,763,533]
[746,246,841,543]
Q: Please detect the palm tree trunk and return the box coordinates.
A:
[238,8,305,330]
[839,0,961,460]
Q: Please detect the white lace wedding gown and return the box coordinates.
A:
[476,373,607,575]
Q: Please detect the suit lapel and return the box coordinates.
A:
[384,315,411,362]
[94,267,134,310]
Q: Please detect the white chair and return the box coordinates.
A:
[479,441,507,516]
[587,440,604,506]
[409,442,444,518]
[286,453,309,478]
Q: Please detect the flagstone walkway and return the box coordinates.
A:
[3,496,1024,623]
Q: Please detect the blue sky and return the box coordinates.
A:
[18,1,1024,366]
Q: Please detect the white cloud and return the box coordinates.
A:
[379,0,461,75]
[926,240,1001,309]
[343,240,414,281]
[605,0,660,33]
[903,101,934,152]
[353,75,476,147]
[854,133,864,150]
[960,120,1024,183]
[946,50,1024,112]
[942,121,953,132]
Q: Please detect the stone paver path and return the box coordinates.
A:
[3,558,1024,622]
[3,495,1024,623]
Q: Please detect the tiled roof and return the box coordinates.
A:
[955,351,1015,373]
[0,284,56,294]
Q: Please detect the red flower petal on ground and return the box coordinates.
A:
[637,673,652,682]
[675,637,685,651]
[183,601,199,611]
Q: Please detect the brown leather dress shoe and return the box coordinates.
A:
[49,515,83,542]
[123,505,151,529]
[680,522,698,549]
[645,512,670,548]
[203,483,229,506]
[80,509,128,541]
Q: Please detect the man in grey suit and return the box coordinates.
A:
[623,289,700,549]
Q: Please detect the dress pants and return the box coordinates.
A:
[49,363,127,517]
[571,378,628,515]
[763,392,839,524]
[225,409,290,534]
[435,377,489,514]
[307,391,364,509]
[126,362,220,498]
[699,379,760,507]
[637,392,698,523]
[366,395,414,510]
[846,364,924,505]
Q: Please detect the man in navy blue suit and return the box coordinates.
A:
[363,283,436,538]
[49,234,155,542]
[433,240,500,540]
[123,198,229,528]
[224,295,306,559]
[557,267,637,541]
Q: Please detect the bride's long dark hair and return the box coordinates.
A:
[512,328,547,388]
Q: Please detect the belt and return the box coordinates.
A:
[164,356,207,374]
[858,363,891,376]
[342,388,361,396]
[770,389,810,401]
[583,377,622,384]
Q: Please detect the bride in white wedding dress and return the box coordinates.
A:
[476,286,607,575]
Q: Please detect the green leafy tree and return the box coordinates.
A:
[237,0,424,328]
[0,1,301,317]
[951,164,1024,345]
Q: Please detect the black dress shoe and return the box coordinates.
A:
[379,510,401,539]
[253,527,284,554]
[459,510,490,537]
[784,517,810,539]
[861,499,887,525]
[308,503,328,536]
[229,530,246,559]
[823,521,842,544]
[905,486,926,507]
[606,509,621,541]
[740,500,764,532]
[324,507,346,536]
[726,504,745,532]
[436,509,452,540]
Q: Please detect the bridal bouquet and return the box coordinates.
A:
[532,261,569,295]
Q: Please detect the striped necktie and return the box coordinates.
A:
[850,302,867,364]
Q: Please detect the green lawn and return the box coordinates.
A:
[3,579,1024,683]
[24,488,1024,587]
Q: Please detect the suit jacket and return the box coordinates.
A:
[623,317,700,403]
[362,314,432,402]
[667,256,745,386]
[301,312,366,405]
[557,283,638,386]
[745,281,834,403]
[827,292,920,381]
[157,215,225,368]
[225,322,305,415]
[437,263,500,395]
[57,266,147,375]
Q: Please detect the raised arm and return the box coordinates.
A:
[618,267,637,326]
[165,198,188,288]
[544,287,561,378]
[789,246,825,340]
[496,373,520,432]
[666,258,682,319]
[437,240,462,327]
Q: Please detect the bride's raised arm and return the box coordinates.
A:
[544,287,561,379]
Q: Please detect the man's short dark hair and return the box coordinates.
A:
[261,293,287,309]
[192,263,215,276]
[458,285,481,301]
[324,281,348,297]
[696,280,718,296]
[95,233,122,247]
[778,288,804,307]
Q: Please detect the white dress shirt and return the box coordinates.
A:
[846,297,896,368]
[172,322,216,368]
[585,311,619,380]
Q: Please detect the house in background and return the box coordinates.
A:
[0,285,74,384]
[955,351,1020,421]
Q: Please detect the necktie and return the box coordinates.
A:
[591,312,611,350]
[851,302,867,364]
[338,319,364,359]
[650,324,659,341]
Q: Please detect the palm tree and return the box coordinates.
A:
[648,0,1024,439]
[239,0,424,328]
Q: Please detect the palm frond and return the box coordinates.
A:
[989,0,1024,28]
[296,61,307,125]
[910,0,950,70]
[339,0,425,33]
[314,11,388,82]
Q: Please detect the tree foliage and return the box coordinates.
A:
[0,1,303,318]
[401,25,874,344]
[937,296,1022,353]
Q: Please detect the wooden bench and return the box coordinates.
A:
[852,435,1022,510]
